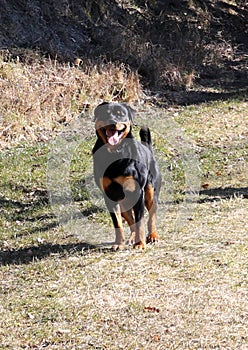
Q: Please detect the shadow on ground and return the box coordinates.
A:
[1,186,247,265]
[0,187,107,265]
[199,186,248,203]
[0,242,103,266]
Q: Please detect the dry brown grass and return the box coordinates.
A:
[0,92,247,349]
[0,27,247,346]
[0,54,142,147]
[1,198,247,349]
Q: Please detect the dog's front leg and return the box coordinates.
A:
[105,199,125,250]
[111,208,125,250]
[145,184,160,243]
[133,195,146,249]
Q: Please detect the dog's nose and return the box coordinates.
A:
[107,120,117,126]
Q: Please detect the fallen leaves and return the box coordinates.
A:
[144,306,160,313]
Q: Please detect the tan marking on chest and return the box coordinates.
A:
[99,175,137,193]
[99,176,112,192]
[114,175,137,192]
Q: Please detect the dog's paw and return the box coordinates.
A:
[112,243,125,251]
[134,241,146,250]
[146,232,160,244]
[126,232,135,246]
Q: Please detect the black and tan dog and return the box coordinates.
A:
[92,102,161,249]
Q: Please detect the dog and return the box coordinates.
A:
[92,102,161,250]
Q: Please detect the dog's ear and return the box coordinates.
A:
[123,103,135,123]
[93,102,109,121]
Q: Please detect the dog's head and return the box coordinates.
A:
[93,102,135,146]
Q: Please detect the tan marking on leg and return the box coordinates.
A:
[145,184,159,243]
[119,201,146,249]
[120,207,135,245]
[112,205,125,250]
[134,218,146,249]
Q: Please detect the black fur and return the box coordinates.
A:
[92,102,161,249]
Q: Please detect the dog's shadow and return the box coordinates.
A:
[0,241,116,266]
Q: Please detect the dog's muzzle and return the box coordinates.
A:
[104,125,126,146]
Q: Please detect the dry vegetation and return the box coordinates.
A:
[0,0,247,146]
[0,1,248,349]
[0,53,142,147]
[0,96,247,349]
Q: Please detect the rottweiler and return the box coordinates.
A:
[92,102,161,250]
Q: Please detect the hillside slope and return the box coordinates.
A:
[0,0,247,88]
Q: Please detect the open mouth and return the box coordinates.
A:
[102,125,126,146]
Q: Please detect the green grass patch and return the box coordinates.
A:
[0,97,248,349]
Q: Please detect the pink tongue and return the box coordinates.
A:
[106,130,119,145]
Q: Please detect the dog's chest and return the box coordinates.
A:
[95,158,147,202]
[93,139,150,201]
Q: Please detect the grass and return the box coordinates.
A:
[0,1,247,347]
[0,92,248,348]
[0,54,142,147]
